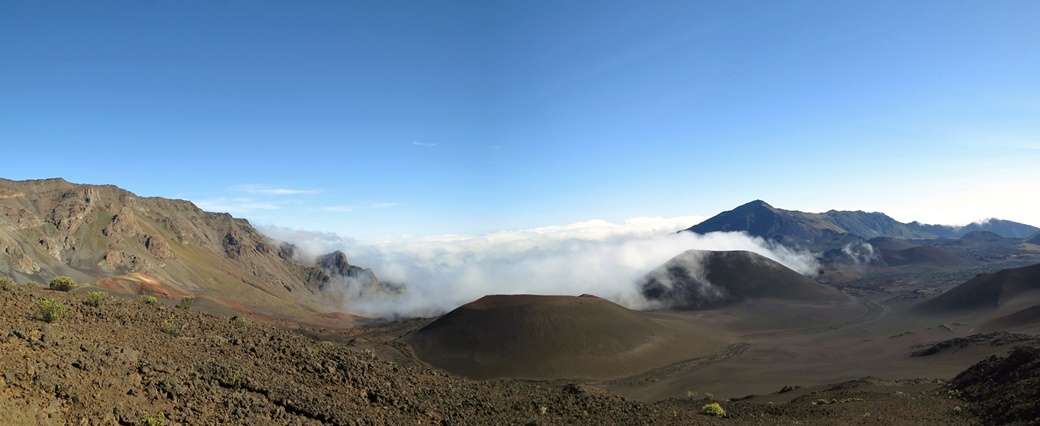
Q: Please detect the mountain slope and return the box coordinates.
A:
[1028,232,1040,245]
[0,178,373,320]
[917,262,1040,313]
[908,219,1040,239]
[637,250,848,309]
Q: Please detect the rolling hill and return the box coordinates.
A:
[917,262,1040,313]
[0,178,377,321]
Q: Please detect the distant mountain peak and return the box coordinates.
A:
[685,200,1039,246]
[737,199,775,210]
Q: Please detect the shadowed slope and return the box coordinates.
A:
[405,294,722,379]
[638,250,847,310]
[980,304,1040,331]
[1028,232,1040,245]
[918,263,1040,313]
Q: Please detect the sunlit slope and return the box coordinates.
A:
[0,177,364,320]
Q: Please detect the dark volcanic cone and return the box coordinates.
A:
[638,250,847,310]
[404,294,720,379]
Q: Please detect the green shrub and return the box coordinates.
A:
[178,294,196,309]
[26,281,40,289]
[139,412,166,426]
[49,276,77,292]
[232,316,252,332]
[162,316,178,336]
[141,295,158,304]
[37,298,67,323]
[0,276,14,291]
[85,291,106,307]
[701,402,726,417]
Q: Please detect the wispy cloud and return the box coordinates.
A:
[194,198,280,214]
[411,141,437,148]
[323,202,399,213]
[232,184,320,195]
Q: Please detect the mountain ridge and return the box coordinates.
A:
[685,200,1038,246]
[0,177,375,321]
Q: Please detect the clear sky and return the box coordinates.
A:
[3,1,1039,239]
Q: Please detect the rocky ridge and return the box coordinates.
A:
[0,178,377,321]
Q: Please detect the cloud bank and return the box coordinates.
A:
[260,216,819,318]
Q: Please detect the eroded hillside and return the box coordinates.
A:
[0,178,376,321]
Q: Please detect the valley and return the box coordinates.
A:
[2,180,1040,424]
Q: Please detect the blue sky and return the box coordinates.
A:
[3,1,1039,238]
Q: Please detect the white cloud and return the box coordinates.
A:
[232,184,320,195]
[195,198,280,214]
[412,141,438,147]
[323,202,398,212]
[260,216,819,318]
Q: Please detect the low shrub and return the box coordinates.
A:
[37,298,67,323]
[141,295,158,304]
[162,316,178,336]
[49,276,77,292]
[85,291,106,307]
[178,294,196,309]
[0,276,14,291]
[701,402,726,417]
[139,412,166,426]
[232,316,252,332]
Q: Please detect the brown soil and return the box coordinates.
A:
[1,286,977,425]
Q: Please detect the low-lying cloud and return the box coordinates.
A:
[260,217,819,318]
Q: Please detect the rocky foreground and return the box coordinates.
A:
[0,284,1017,425]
